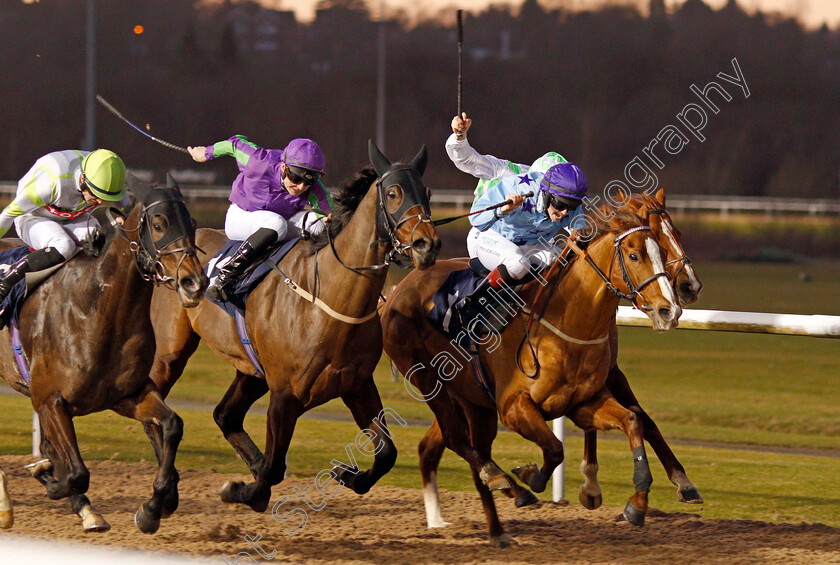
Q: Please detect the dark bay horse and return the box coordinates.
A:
[381,210,680,546]
[149,142,440,513]
[0,175,206,533]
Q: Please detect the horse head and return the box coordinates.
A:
[583,211,681,331]
[368,140,441,270]
[126,173,208,307]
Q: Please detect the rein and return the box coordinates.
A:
[514,225,669,378]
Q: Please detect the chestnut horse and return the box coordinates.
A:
[381,210,680,546]
[409,189,705,524]
[0,175,206,533]
[149,142,440,513]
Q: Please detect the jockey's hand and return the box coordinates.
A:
[500,193,526,215]
[323,213,332,224]
[114,215,125,226]
[187,146,208,163]
[451,112,472,139]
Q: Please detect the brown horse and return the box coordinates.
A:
[149,142,440,513]
[381,209,680,546]
[410,189,705,522]
[0,175,206,533]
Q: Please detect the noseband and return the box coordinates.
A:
[111,190,198,287]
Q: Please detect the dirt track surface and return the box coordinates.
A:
[1,455,839,565]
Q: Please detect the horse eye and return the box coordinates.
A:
[629,253,639,261]
[387,190,397,199]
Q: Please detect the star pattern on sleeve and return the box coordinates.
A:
[517,174,534,186]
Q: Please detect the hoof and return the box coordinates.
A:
[80,505,111,533]
[219,481,268,512]
[330,467,369,495]
[489,533,516,548]
[479,463,513,492]
[134,506,160,534]
[24,459,53,478]
[514,490,539,508]
[678,487,704,504]
[623,499,646,527]
[511,463,546,493]
[579,490,603,510]
[0,471,12,529]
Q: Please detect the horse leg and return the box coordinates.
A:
[418,420,451,528]
[213,371,269,478]
[569,393,652,527]
[579,430,603,510]
[112,384,184,534]
[220,390,301,513]
[607,364,702,503]
[332,378,398,495]
[463,403,520,548]
[149,324,201,399]
[408,365,513,492]
[34,397,110,532]
[0,469,12,528]
[499,392,564,494]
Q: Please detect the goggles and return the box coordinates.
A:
[285,165,321,187]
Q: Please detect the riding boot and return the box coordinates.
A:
[207,228,278,302]
[458,265,523,338]
[0,247,66,303]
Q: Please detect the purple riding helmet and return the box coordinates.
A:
[282,138,326,175]
[536,162,588,214]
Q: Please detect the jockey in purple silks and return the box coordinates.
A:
[188,136,333,302]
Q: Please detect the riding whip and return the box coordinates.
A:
[432,191,534,226]
[96,95,188,153]
[456,10,464,116]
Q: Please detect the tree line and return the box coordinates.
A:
[1,0,838,199]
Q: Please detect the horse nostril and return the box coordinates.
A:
[412,237,433,254]
[658,308,673,322]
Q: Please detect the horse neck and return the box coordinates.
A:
[312,181,387,315]
[536,235,620,341]
[96,206,153,308]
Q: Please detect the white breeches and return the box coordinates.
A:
[224,203,326,241]
[14,214,100,260]
[466,227,560,279]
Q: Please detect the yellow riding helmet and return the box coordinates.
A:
[81,149,126,201]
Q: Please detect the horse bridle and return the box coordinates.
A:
[329,164,432,273]
[110,189,198,287]
[646,207,692,291]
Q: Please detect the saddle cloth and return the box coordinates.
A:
[427,259,492,340]
[205,237,300,318]
[0,247,34,330]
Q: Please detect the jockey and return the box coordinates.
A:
[0,149,128,303]
[446,113,588,330]
[188,135,333,302]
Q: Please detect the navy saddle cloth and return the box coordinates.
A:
[0,246,33,330]
[205,237,300,319]
[427,258,491,339]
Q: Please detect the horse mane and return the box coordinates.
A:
[558,207,645,271]
[307,166,378,254]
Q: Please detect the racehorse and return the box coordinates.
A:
[0,174,206,533]
[149,141,440,513]
[409,189,705,523]
[381,209,681,546]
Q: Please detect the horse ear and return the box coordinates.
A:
[126,172,150,202]
[166,173,183,195]
[409,145,428,176]
[654,188,666,206]
[368,139,391,177]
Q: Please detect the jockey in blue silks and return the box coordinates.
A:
[446,112,589,330]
